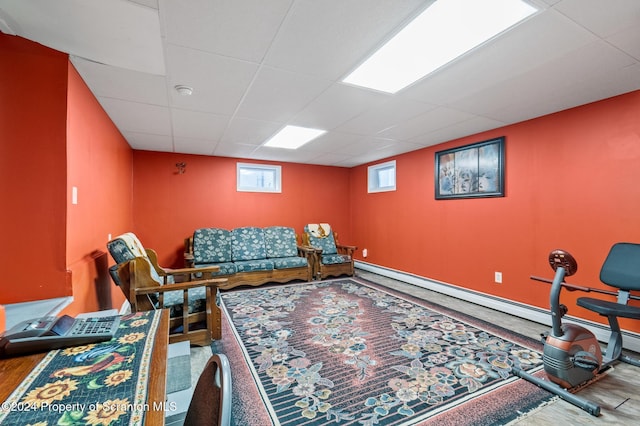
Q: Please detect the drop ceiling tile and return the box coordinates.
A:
[220,117,282,147]
[234,66,333,123]
[71,57,168,106]
[161,0,291,62]
[409,116,506,148]
[554,0,640,38]
[379,107,475,141]
[171,109,229,140]
[213,142,258,159]
[98,97,171,135]
[292,83,390,130]
[123,131,173,152]
[335,96,436,135]
[165,44,259,115]
[457,40,639,124]
[172,136,218,156]
[0,0,165,74]
[297,132,364,154]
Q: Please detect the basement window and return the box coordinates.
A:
[237,163,282,193]
[368,160,396,193]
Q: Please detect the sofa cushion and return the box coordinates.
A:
[231,227,267,261]
[264,226,298,258]
[321,253,351,265]
[234,259,274,273]
[193,228,232,264]
[195,262,237,276]
[272,256,308,269]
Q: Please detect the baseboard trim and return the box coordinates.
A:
[355,261,640,354]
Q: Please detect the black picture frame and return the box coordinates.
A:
[435,137,505,199]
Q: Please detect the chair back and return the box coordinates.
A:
[600,242,640,291]
[184,354,232,426]
[304,223,337,254]
[107,233,163,286]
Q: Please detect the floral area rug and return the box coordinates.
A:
[0,311,161,426]
[216,278,556,426]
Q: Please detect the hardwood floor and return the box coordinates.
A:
[193,271,640,425]
[355,270,640,425]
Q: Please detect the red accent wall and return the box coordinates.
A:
[0,34,70,303]
[0,35,130,316]
[131,152,352,267]
[63,63,131,316]
[350,91,640,331]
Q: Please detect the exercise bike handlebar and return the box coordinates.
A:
[530,275,640,300]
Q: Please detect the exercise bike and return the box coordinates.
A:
[513,243,640,416]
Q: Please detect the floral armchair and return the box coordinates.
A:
[107,233,226,345]
[302,223,356,279]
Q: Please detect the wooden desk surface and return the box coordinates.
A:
[0,310,169,426]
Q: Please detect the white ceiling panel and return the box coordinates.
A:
[123,131,173,152]
[1,0,639,167]
[172,136,217,156]
[170,109,229,141]
[234,66,333,123]
[70,56,168,106]
[335,97,436,135]
[292,83,390,130]
[160,0,292,63]
[220,117,282,147]
[379,107,476,141]
[213,142,259,159]
[457,39,639,124]
[165,44,259,115]
[98,98,171,135]
[553,0,640,38]
[0,0,164,74]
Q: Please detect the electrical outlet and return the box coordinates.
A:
[495,272,502,284]
[362,248,368,258]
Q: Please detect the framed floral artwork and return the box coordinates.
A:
[435,137,505,199]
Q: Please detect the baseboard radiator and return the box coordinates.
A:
[355,261,640,354]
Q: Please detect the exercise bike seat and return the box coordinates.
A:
[577,297,640,319]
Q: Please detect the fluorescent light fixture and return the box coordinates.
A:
[343,0,538,93]
[263,125,327,149]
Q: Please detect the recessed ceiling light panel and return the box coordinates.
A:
[343,0,539,93]
[263,125,327,149]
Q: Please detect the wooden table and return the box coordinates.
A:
[0,309,169,425]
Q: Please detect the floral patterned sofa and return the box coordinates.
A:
[185,226,314,289]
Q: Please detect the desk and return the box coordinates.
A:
[0,310,168,425]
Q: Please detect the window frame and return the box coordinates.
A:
[236,162,282,193]
[368,160,396,193]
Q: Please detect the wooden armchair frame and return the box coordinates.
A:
[117,255,226,346]
[301,231,357,280]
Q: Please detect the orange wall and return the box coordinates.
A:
[350,91,640,331]
[63,63,131,316]
[132,151,352,267]
[0,35,130,315]
[0,34,70,303]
